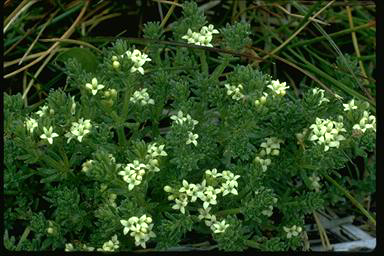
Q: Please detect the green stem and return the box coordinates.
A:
[323,174,376,225]
[215,208,241,217]
[16,226,31,250]
[244,239,261,249]
[198,49,209,76]
[289,22,375,48]
[209,55,230,82]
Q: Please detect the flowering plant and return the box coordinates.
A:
[4,2,375,252]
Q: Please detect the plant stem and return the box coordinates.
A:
[198,49,209,76]
[16,226,30,250]
[215,208,241,217]
[244,239,261,249]
[323,174,376,225]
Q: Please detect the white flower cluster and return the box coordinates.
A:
[164,169,240,215]
[24,117,38,133]
[120,215,156,248]
[130,88,155,105]
[197,207,229,233]
[181,24,219,47]
[121,49,151,75]
[283,225,302,239]
[353,111,376,133]
[118,160,149,190]
[260,137,284,156]
[312,88,330,105]
[309,117,346,151]
[145,143,167,172]
[254,157,271,172]
[343,99,358,112]
[224,83,244,101]
[85,78,105,95]
[170,110,199,147]
[97,235,119,252]
[40,126,59,144]
[36,104,54,117]
[253,137,283,173]
[170,110,199,127]
[308,174,321,191]
[65,243,94,252]
[65,118,92,143]
[267,79,289,96]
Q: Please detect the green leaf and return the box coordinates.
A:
[56,48,98,72]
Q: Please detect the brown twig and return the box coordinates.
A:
[4,0,89,79]
[39,38,101,52]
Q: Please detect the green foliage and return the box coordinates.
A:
[220,22,252,51]
[4,1,376,252]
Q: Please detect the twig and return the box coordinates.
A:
[4,0,40,33]
[274,4,330,25]
[4,0,89,79]
[346,5,369,85]
[152,0,182,7]
[39,38,101,52]
[19,9,59,65]
[22,48,58,101]
[262,0,335,61]
[313,211,332,251]
[160,0,179,28]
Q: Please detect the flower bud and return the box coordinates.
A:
[112,55,118,61]
[47,227,54,234]
[113,61,120,69]
[164,185,172,192]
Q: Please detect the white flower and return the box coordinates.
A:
[205,168,222,178]
[65,118,92,143]
[182,24,219,47]
[172,196,188,214]
[309,118,346,151]
[85,78,104,95]
[147,143,167,158]
[186,131,198,146]
[24,117,38,133]
[179,180,196,196]
[40,126,59,144]
[224,83,244,100]
[260,137,284,156]
[130,88,154,105]
[254,156,272,172]
[81,160,93,173]
[204,214,217,227]
[120,215,155,248]
[170,111,199,127]
[65,243,74,252]
[343,99,358,111]
[211,220,229,233]
[309,174,321,191]
[202,190,217,209]
[198,207,212,220]
[267,79,289,96]
[312,88,329,105]
[283,225,302,239]
[36,105,49,117]
[122,49,151,75]
[118,160,148,190]
[261,205,274,217]
[352,111,376,133]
